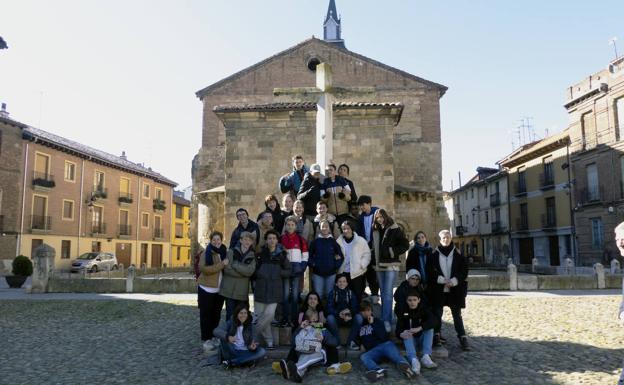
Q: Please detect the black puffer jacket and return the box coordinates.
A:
[373,223,409,268]
[254,245,291,303]
[297,173,322,217]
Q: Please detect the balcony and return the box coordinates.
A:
[539,173,555,190]
[491,221,505,234]
[153,228,164,239]
[31,215,52,231]
[513,181,527,197]
[541,214,557,230]
[91,222,107,235]
[515,217,529,231]
[92,186,108,199]
[490,193,501,207]
[118,192,133,205]
[118,224,132,237]
[153,199,166,212]
[32,172,55,189]
[455,226,466,236]
[577,186,604,206]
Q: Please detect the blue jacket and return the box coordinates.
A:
[358,317,389,351]
[229,220,260,249]
[279,166,309,195]
[357,206,379,246]
[326,286,358,317]
[308,236,344,277]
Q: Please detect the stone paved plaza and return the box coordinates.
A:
[1,292,623,385]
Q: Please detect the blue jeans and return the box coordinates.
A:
[282,276,301,323]
[326,313,359,345]
[403,328,434,361]
[360,340,407,371]
[221,343,266,366]
[376,270,398,323]
[311,274,335,301]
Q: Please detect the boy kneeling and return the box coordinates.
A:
[396,289,437,375]
[357,301,415,382]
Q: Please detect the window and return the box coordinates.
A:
[485,211,489,224]
[154,215,162,230]
[64,161,76,182]
[175,205,183,219]
[484,186,488,198]
[141,212,149,228]
[517,168,526,193]
[91,241,101,252]
[591,218,603,249]
[495,208,501,222]
[61,240,71,259]
[471,189,474,199]
[176,247,181,260]
[120,177,130,194]
[520,203,528,229]
[545,197,556,227]
[94,170,105,189]
[32,195,48,230]
[542,156,554,186]
[617,97,624,140]
[62,200,74,220]
[155,187,163,200]
[175,223,183,238]
[142,183,150,199]
[34,152,50,178]
[586,163,599,201]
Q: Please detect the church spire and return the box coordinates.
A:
[323,0,345,49]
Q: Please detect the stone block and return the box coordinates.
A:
[517,275,538,291]
[489,275,509,291]
[467,275,489,291]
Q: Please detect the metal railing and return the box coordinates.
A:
[153,199,166,211]
[153,228,164,239]
[91,222,107,234]
[32,172,55,188]
[491,221,505,234]
[577,186,604,205]
[539,172,555,190]
[516,217,528,231]
[31,215,52,231]
[118,192,133,204]
[541,214,557,229]
[119,224,132,236]
[513,181,527,196]
[92,186,108,199]
[455,226,466,236]
[490,193,501,207]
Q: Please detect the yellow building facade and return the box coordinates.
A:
[170,194,191,267]
[499,131,574,266]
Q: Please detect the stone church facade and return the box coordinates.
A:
[192,9,449,249]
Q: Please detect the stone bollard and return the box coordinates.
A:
[508,263,518,291]
[119,263,124,276]
[507,257,514,266]
[106,264,111,279]
[611,259,621,275]
[141,263,147,274]
[565,257,574,276]
[31,243,56,293]
[531,258,539,273]
[126,265,136,293]
[163,263,167,274]
[594,263,606,289]
[81,266,87,278]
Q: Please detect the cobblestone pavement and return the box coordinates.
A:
[0,295,622,385]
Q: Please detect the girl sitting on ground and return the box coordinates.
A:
[215,304,265,369]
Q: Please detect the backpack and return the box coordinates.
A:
[193,248,205,279]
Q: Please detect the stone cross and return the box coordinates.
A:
[315,63,334,169]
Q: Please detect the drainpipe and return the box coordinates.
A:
[505,172,513,264]
[77,159,85,254]
[136,177,141,267]
[17,142,29,256]
[566,144,577,264]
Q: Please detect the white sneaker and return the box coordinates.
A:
[421,354,438,369]
[349,341,360,351]
[411,358,421,375]
[202,340,215,353]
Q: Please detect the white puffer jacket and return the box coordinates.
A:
[336,233,371,279]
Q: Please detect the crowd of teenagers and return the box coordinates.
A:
[195,155,470,382]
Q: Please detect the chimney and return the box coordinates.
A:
[0,103,9,118]
[120,151,127,160]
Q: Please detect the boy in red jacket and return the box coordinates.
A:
[279,216,309,327]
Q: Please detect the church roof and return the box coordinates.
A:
[213,101,403,113]
[325,0,339,24]
[195,38,447,99]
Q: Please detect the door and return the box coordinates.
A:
[151,244,162,268]
[549,236,560,266]
[115,243,132,267]
[519,238,534,264]
[32,195,47,229]
[92,206,103,233]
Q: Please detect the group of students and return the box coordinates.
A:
[195,155,470,382]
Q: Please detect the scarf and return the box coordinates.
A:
[205,244,227,266]
[438,244,454,257]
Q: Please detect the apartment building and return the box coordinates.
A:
[499,131,574,266]
[171,193,191,267]
[0,112,177,269]
[565,56,624,265]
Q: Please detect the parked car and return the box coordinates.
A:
[70,252,118,273]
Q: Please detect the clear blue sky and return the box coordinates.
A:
[1,0,622,191]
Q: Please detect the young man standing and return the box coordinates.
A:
[297,163,323,220]
[229,208,260,249]
[279,154,309,196]
[357,195,380,299]
[615,222,624,384]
